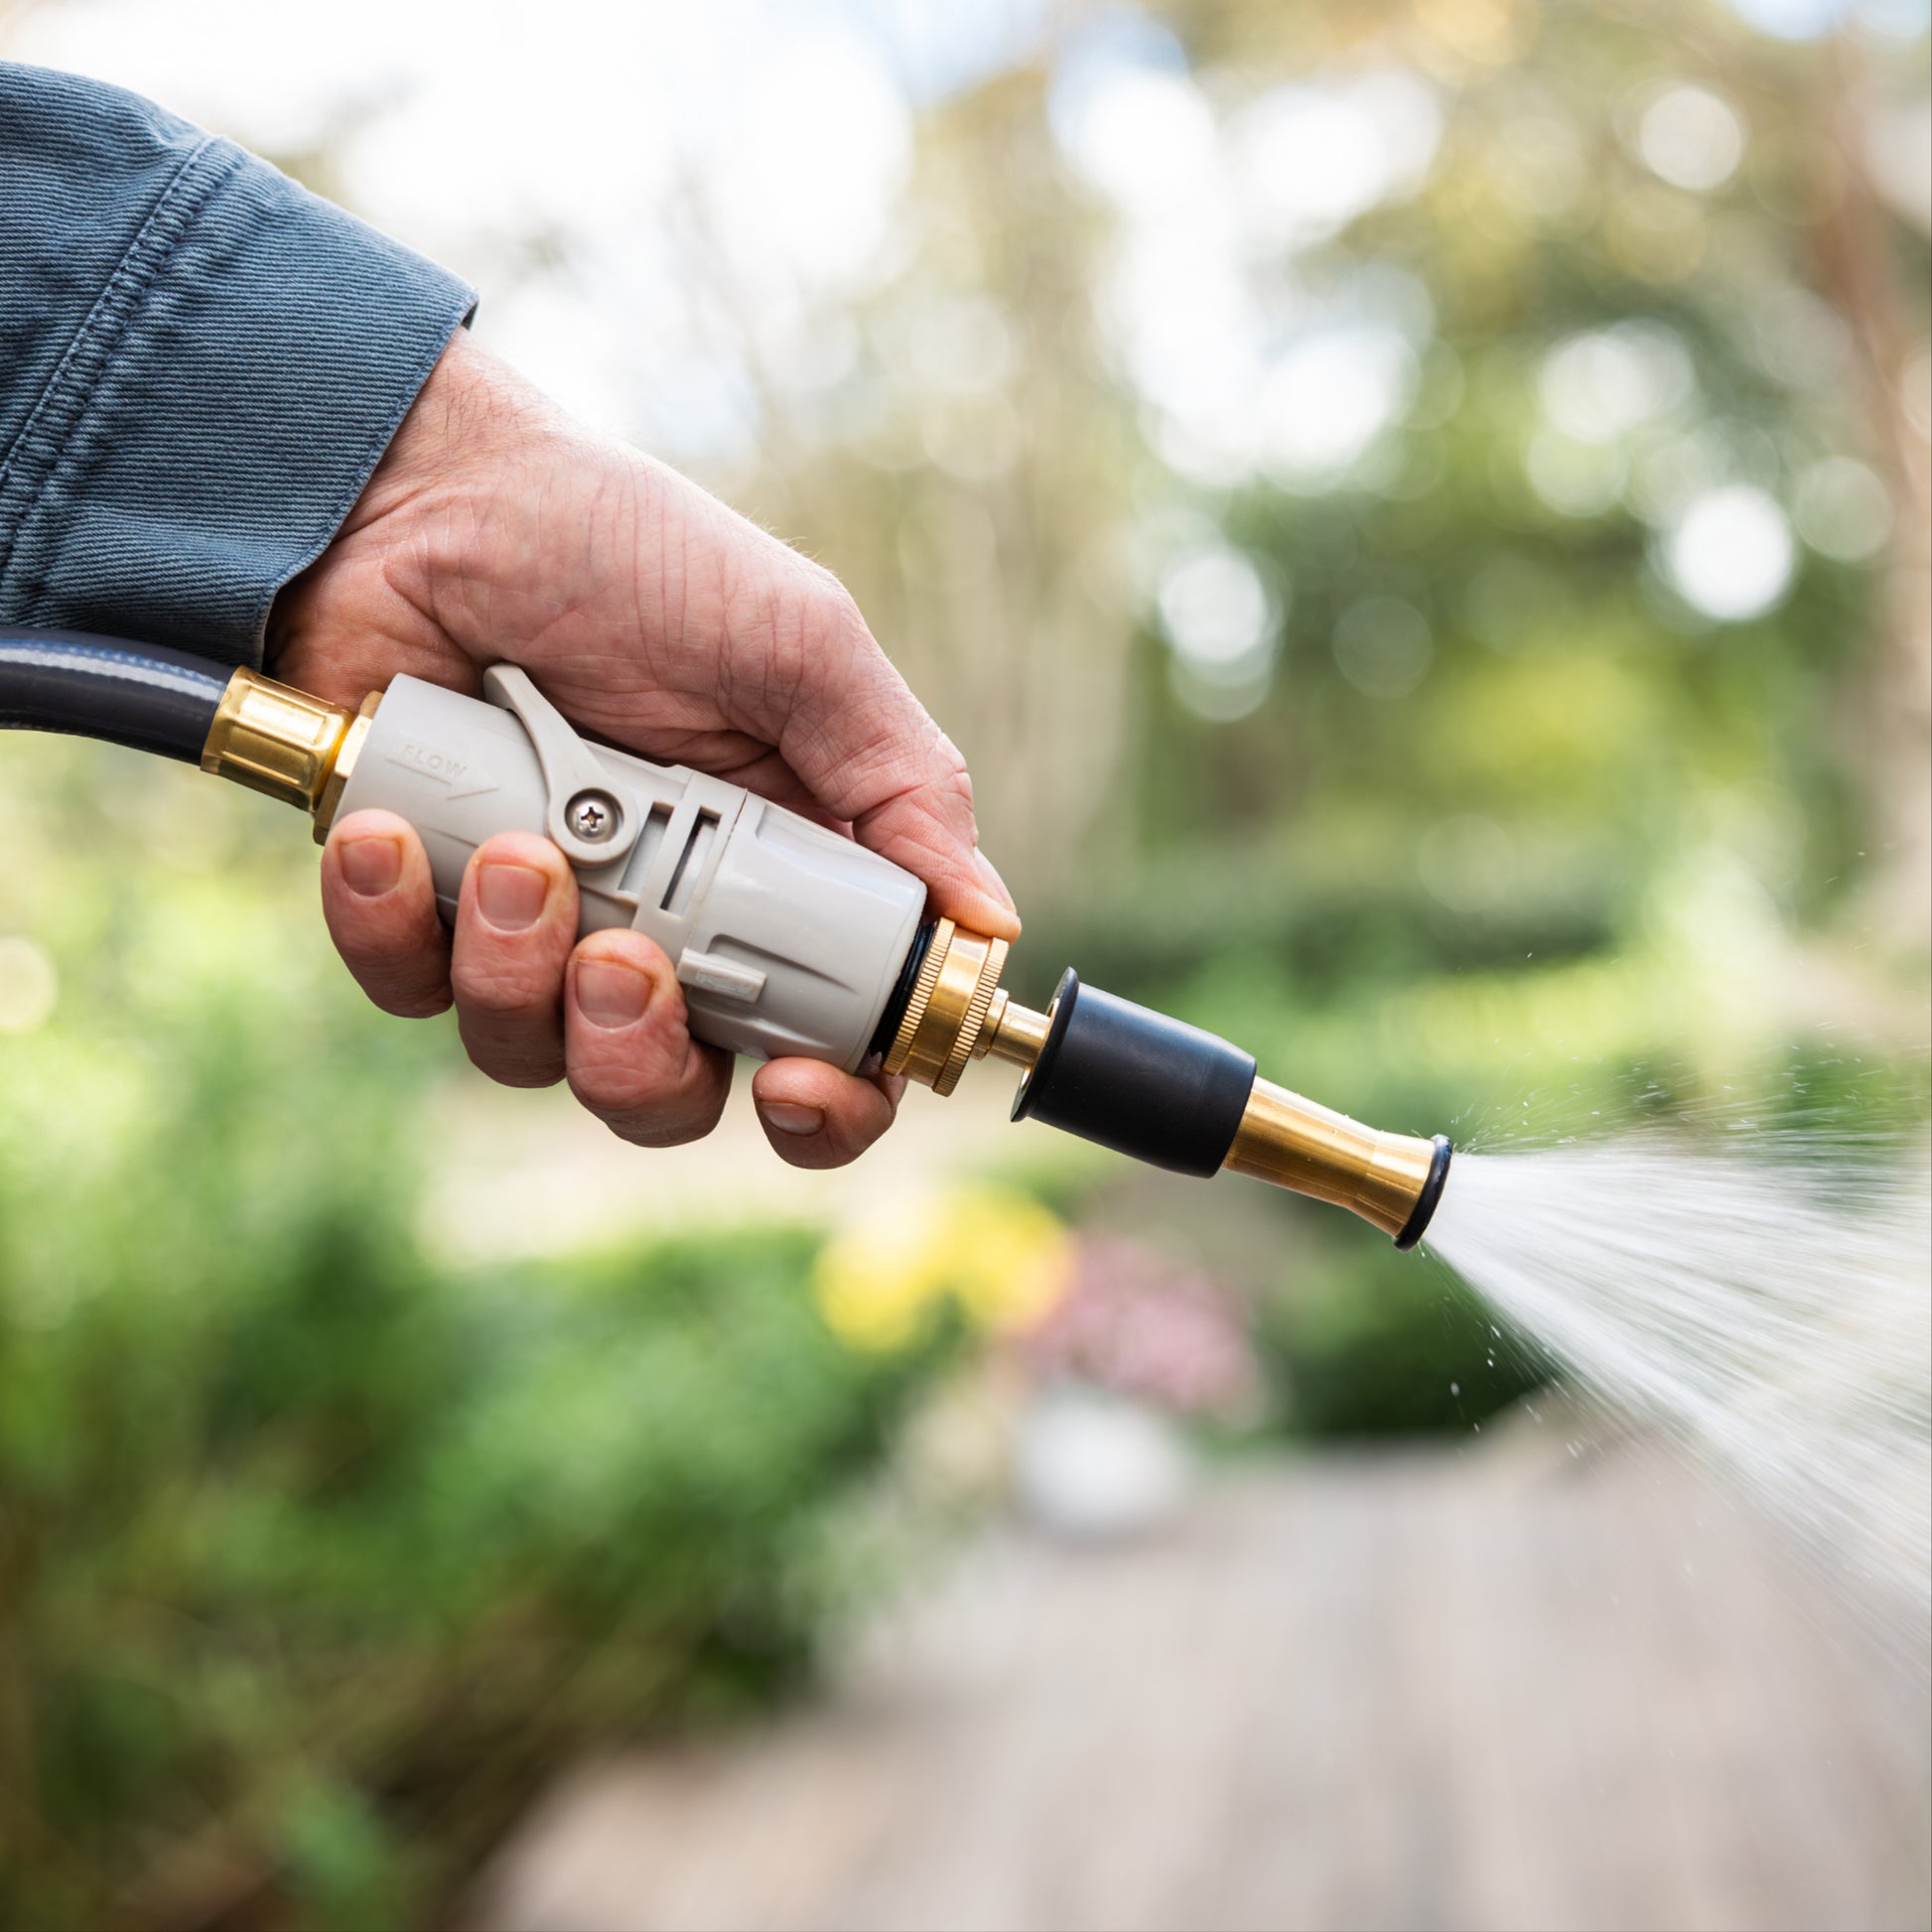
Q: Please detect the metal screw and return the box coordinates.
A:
[564,790,620,843]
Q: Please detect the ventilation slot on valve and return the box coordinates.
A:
[662,809,720,914]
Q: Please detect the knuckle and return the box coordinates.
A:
[606,1113,707,1151]
[569,1060,724,1148]
[571,1084,694,1149]
[932,729,974,804]
[452,961,557,1018]
[812,577,867,641]
[807,581,875,673]
[567,1060,665,1119]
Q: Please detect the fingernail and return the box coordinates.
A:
[340,835,401,897]
[575,957,650,1029]
[759,1102,825,1137]
[478,862,549,931]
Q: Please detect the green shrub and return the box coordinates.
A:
[1253,1227,1549,1438]
[0,765,941,1928]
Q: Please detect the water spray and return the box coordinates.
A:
[1,628,1451,1246]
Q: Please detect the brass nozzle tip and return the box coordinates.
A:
[202,668,372,824]
[1224,1076,1451,1245]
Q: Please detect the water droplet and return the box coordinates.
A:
[1426,1131,1930,1647]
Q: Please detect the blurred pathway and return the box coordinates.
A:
[476,1429,1932,1932]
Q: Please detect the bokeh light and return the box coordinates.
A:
[1158,543,1280,720]
[1333,597,1435,700]
[1635,84,1748,191]
[1663,484,1799,621]
[0,937,57,1034]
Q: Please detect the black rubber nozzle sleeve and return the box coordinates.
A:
[0,627,230,763]
[1011,969,1256,1177]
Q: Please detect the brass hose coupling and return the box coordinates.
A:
[880,917,1051,1095]
[200,667,371,833]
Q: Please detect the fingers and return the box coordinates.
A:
[450,831,581,1087]
[323,813,897,1165]
[448,839,738,1144]
[321,809,453,1017]
[563,928,733,1146]
[751,1056,903,1171]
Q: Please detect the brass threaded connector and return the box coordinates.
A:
[883,917,1013,1095]
[202,668,357,815]
[312,690,383,842]
[200,669,381,842]
[975,987,1052,1067]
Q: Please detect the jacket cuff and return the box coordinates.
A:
[0,136,475,667]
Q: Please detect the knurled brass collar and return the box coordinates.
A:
[202,668,358,816]
[883,918,1010,1096]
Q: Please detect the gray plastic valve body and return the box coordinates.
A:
[332,668,926,1070]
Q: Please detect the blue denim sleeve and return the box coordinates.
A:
[0,62,476,667]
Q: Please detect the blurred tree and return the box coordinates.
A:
[727,67,1154,904]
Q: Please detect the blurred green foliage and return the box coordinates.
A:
[0,746,939,1929]
[977,1,1930,1441]
[1256,1238,1549,1438]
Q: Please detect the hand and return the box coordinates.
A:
[271,329,1018,1167]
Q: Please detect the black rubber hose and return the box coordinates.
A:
[0,626,230,763]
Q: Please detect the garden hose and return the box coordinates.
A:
[0,628,1452,1247]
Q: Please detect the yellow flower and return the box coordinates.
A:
[813,1186,1073,1352]
[812,1202,950,1352]
[933,1188,1072,1336]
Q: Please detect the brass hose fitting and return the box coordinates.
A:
[882,917,1012,1095]
[975,986,1052,1068]
[201,668,356,817]
[200,668,379,839]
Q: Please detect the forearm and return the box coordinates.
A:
[0,62,474,665]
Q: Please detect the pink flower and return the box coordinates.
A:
[1012,1237,1259,1419]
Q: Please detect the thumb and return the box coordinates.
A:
[776,589,1021,942]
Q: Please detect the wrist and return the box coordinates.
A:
[269,329,564,677]
[341,328,537,532]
